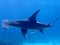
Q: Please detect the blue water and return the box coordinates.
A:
[0,0,60,45]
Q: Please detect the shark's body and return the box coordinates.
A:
[2,9,58,37]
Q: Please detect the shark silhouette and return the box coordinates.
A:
[2,9,58,37]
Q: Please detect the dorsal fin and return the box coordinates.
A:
[28,9,40,23]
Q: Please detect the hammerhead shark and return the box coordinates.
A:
[2,9,58,37]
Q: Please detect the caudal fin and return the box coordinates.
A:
[2,19,9,29]
[48,16,58,26]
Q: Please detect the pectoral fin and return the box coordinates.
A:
[21,28,27,37]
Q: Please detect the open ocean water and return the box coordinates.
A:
[0,0,60,45]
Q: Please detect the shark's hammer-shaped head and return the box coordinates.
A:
[2,20,21,29]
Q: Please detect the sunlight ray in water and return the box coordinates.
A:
[23,42,60,45]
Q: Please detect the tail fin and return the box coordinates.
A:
[48,16,58,26]
[2,19,9,29]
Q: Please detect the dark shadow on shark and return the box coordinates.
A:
[2,9,58,38]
